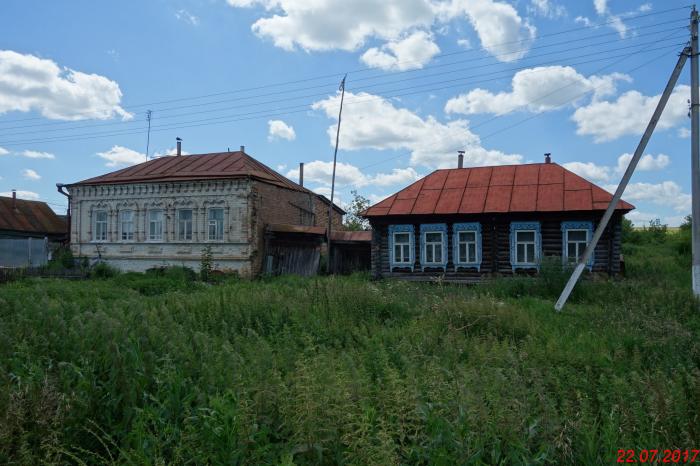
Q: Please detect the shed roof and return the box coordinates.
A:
[267,224,371,242]
[362,162,634,217]
[70,150,306,192]
[0,196,67,235]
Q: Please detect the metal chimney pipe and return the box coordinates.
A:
[457,150,465,168]
[240,145,245,153]
[299,162,304,186]
[176,137,182,156]
[544,152,552,164]
[11,189,16,209]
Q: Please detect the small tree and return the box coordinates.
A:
[343,190,370,231]
[200,245,213,281]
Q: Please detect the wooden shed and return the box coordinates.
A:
[361,160,634,283]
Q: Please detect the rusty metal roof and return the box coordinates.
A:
[0,196,67,235]
[362,162,634,217]
[69,151,306,192]
[267,224,371,242]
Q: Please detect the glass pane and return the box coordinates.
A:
[567,243,577,259]
[526,244,535,262]
[209,208,223,221]
[517,230,535,242]
[459,231,475,242]
[394,245,401,261]
[459,243,467,262]
[435,247,442,263]
[568,230,587,241]
[179,209,192,221]
[468,243,476,262]
[426,246,433,262]
[395,233,409,244]
[402,245,410,262]
[426,232,441,243]
[517,244,525,263]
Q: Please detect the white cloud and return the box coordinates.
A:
[175,9,199,26]
[360,31,440,71]
[0,50,131,121]
[227,0,435,51]
[573,85,690,142]
[97,145,146,167]
[313,90,522,169]
[604,180,691,213]
[267,119,296,141]
[371,167,422,186]
[593,0,607,15]
[0,190,39,200]
[445,66,630,116]
[562,161,611,183]
[0,147,9,156]
[457,38,471,49]
[21,169,41,180]
[151,147,190,158]
[228,0,535,62]
[21,150,55,159]
[436,0,536,62]
[678,127,691,139]
[616,153,669,174]
[277,164,288,172]
[286,160,369,187]
[528,0,566,18]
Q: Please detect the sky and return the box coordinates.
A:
[0,0,695,225]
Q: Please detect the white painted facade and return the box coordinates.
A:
[68,179,254,274]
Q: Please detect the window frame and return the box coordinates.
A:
[388,224,415,271]
[453,222,482,271]
[561,221,594,269]
[420,223,448,270]
[509,221,541,271]
[119,209,135,242]
[148,209,164,242]
[93,209,108,242]
[177,208,193,242]
[207,207,225,242]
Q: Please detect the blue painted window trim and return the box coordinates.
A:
[510,221,542,271]
[561,221,594,270]
[388,224,415,271]
[453,222,482,271]
[420,223,448,271]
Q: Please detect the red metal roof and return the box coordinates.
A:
[69,151,306,192]
[363,162,634,217]
[0,196,66,235]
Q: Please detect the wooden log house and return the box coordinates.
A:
[361,156,634,283]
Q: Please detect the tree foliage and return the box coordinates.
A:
[343,190,370,231]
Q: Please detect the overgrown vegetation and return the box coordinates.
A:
[0,228,698,465]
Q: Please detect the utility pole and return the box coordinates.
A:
[145,110,153,161]
[691,5,700,298]
[555,45,691,311]
[326,74,347,274]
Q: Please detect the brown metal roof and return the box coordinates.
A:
[267,224,371,242]
[0,196,67,235]
[362,162,634,217]
[69,151,307,192]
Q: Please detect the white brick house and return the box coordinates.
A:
[64,149,344,275]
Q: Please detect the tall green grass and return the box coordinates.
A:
[0,231,698,465]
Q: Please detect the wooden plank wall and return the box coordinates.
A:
[370,213,623,281]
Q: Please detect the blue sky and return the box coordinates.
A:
[0,0,694,225]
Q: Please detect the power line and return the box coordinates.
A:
[0,35,687,143]
[0,5,690,126]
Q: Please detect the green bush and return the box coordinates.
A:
[90,261,120,279]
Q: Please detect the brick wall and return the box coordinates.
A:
[313,196,344,230]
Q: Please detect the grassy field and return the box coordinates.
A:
[0,228,698,465]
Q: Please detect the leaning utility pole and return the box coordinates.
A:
[326,74,347,274]
[691,6,700,298]
[145,109,153,161]
[555,38,692,311]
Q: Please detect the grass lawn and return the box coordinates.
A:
[0,230,698,465]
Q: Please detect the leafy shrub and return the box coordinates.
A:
[90,261,120,279]
[200,246,213,281]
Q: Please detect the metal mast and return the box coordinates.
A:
[555,43,691,311]
[326,74,347,273]
[145,109,153,161]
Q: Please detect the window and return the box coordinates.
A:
[93,210,107,242]
[178,209,193,241]
[208,208,224,241]
[120,210,134,241]
[453,223,481,270]
[510,222,541,270]
[561,221,594,268]
[420,224,447,270]
[389,225,415,270]
[148,210,164,241]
